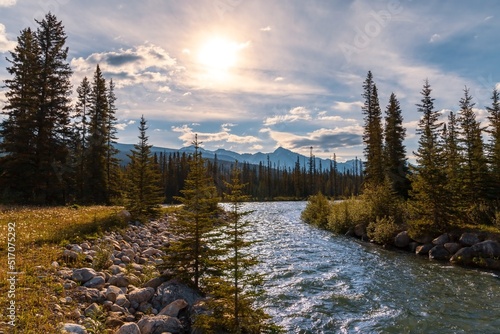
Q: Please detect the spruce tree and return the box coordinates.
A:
[384,92,409,197]
[162,135,219,289]
[486,88,500,201]
[125,115,163,218]
[442,111,463,214]
[0,28,41,202]
[105,79,121,202]
[409,80,449,235]
[457,87,489,206]
[362,71,384,186]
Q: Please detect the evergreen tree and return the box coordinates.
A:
[442,111,463,213]
[105,79,121,202]
[384,92,409,197]
[457,87,489,206]
[409,80,449,235]
[85,64,108,203]
[125,115,163,218]
[0,28,41,202]
[362,71,384,186]
[73,76,91,200]
[486,88,500,200]
[162,135,219,289]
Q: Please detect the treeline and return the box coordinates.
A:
[304,71,500,241]
[156,151,364,203]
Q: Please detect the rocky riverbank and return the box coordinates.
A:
[347,224,500,271]
[56,212,205,334]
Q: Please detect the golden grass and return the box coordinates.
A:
[0,205,125,333]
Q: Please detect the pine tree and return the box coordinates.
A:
[442,111,463,213]
[362,71,384,186]
[162,135,220,289]
[384,92,409,197]
[105,79,121,202]
[85,64,108,203]
[486,88,500,200]
[457,87,489,205]
[125,115,163,218]
[409,79,450,235]
[0,28,41,202]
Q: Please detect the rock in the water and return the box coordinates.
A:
[116,322,141,334]
[415,243,434,255]
[450,246,475,265]
[394,231,410,248]
[137,315,183,334]
[459,232,481,246]
[128,287,155,304]
[72,268,97,283]
[158,299,188,317]
[429,245,450,260]
[471,240,500,258]
[432,233,450,245]
[61,323,87,334]
[412,234,433,244]
[83,275,106,289]
[444,242,462,255]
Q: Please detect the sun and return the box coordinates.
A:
[198,37,238,71]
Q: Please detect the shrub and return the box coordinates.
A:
[327,199,370,233]
[301,192,331,228]
[367,216,400,245]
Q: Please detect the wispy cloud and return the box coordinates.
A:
[263,106,312,126]
[0,0,16,7]
[172,123,261,147]
[0,23,15,53]
[260,26,271,31]
[429,33,441,43]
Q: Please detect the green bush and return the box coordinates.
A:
[367,216,400,245]
[327,199,370,233]
[301,192,331,228]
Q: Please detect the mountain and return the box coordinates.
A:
[115,143,361,172]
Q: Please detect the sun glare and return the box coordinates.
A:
[197,37,247,81]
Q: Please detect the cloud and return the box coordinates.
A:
[263,106,312,126]
[172,123,261,146]
[274,77,284,81]
[484,16,493,21]
[0,0,15,7]
[317,111,356,123]
[158,86,171,93]
[332,101,363,112]
[0,23,15,53]
[260,26,272,31]
[429,33,441,43]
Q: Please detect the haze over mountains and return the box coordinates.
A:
[115,143,360,172]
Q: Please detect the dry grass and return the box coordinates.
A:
[0,205,125,333]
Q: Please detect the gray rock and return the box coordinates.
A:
[429,245,450,260]
[115,294,131,308]
[61,323,87,334]
[109,274,130,287]
[412,234,434,244]
[83,275,106,289]
[142,247,159,257]
[138,301,153,313]
[408,242,419,253]
[394,231,410,248]
[109,264,125,275]
[415,243,434,255]
[471,240,500,258]
[117,210,132,222]
[444,242,462,255]
[152,279,202,311]
[158,299,188,317]
[116,322,141,334]
[459,232,481,246]
[354,223,366,238]
[84,303,101,317]
[450,246,475,265]
[142,276,168,290]
[75,286,105,303]
[122,255,132,264]
[63,280,77,290]
[106,285,124,302]
[62,249,79,262]
[72,268,97,283]
[110,304,128,313]
[432,233,450,245]
[137,315,183,334]
[70,244,84,253]
[128,287,155,304]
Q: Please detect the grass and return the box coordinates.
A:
[0,205,126,333]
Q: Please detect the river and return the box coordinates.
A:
[220,201,500,334]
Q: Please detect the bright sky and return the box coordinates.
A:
[0,0,499,161]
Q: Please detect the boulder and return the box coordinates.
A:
[354,223,366,238]
[116,322,141,334]
[415,243,434,256]
[444,242,462,255]
[471,240,500,258]
[459,232,481,246]
[128,287,155,304]
[62,249,79,262]
[108,274,130,287]
[75,287,105,303]
[429,245,450,260]
[115,294,131,308]
[394,231,411,248]
[72,268,97,283]
[142,276,168,290]
[408,242,420,253]
[105,285,124,303]
[450,246,475,265]
[61,323,87,334]
[137,315,183,334]
[158,299,188,317]
[432,233,450,245]
[83,275,106,289]
[117,210,132,223]
[152,279,202,311]
[84,303,101,317]
[412,234,433,244]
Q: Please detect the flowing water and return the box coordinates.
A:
[221,201,500,334]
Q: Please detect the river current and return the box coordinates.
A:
[220,201,500,334]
